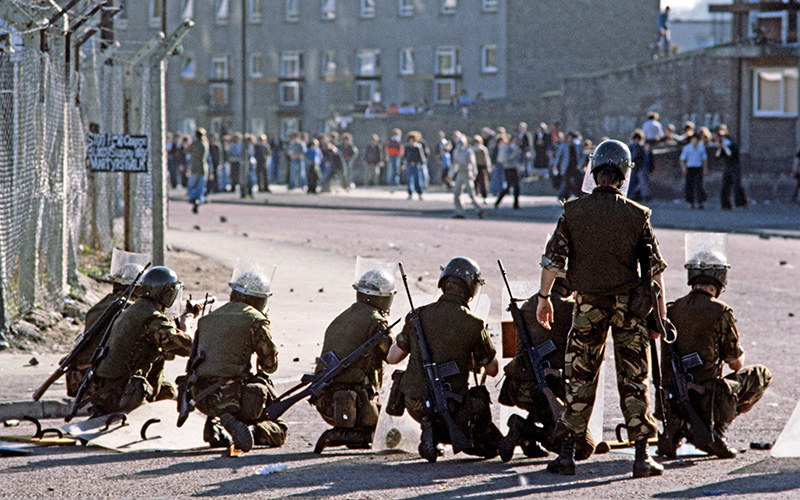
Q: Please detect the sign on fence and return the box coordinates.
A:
[86,133,149,173]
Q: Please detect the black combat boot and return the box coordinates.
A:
[203,416,233,449]
[499,414,526,462]
[345,428,374,450]
[418,417,440,462]
[633,438,664,478]
[546,433,576,475]
[314,427,348,454]
[519,420,549,458]
[219,413,254,453]
[703,423,737,459]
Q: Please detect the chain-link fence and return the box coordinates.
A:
[0,2,158,330]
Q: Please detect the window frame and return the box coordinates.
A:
[321,0,337,21]
[753,67,799,117]
[435,46,459,75]
[250,52,264,78]
[441,0,457,15]
[749,10,790,44]
[280,118,301,139]
[181,54,195,79]
[355,80,380,105]
[361,0,376,18]
[209,83,229,107]
[148,0,162,28]
[481,0,498,12]
[434,78,456,104]
[280,52,303,79]
[399,47,415,76]
[481,44,498,74]
[248,0,264,23]
[321,50,337,77]
[286,0,300,22]
[211,56,230,80]
[215,0,229,25]
[398,0,414,17]
[356,49,380,77]
[280,81,302,106]
[180,0,194,20]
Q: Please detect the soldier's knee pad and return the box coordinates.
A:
[241,383,270,421]
[333,390,359,428]
[119,376,153,413]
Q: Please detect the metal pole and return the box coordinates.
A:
[241,0,247,133]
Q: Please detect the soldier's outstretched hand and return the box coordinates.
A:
[536,296,553,330]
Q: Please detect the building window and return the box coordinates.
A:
[180,0,194,20]
[280,52,303,78]
[361,0,376,18]
[441,0,457,15]
[399,0,414,17]
[215,0,229,24]
[356,49,380,77]
[280,82,302,106]
[285,0,300,22]
[211,56,229,80]
[210,117,224,135]
[481,45,498,73]
[754,67,798,116]
[399,48,415,75]
[181,55,194,79]
[209,83,229,106]
[434,78,456,104]
[355,80,380,105]
[435,46,459,75]
[250,53,263,78]
[750,11,795,44]
[281,118,300,139]
[321,51,336,77]
[248,0,263,22]
[251,118,266,136]
[482,0,498,12]
[321,0,336,20]
[181,118,197,136]
[148,0,162,28]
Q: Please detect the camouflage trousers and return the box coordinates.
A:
[193,377,287,447]
[681,365,772,427]
[560,292,658,442]
[88,359,175,416]
[313,384,381,431]
[405,386,502,458]
[499,376,564,450]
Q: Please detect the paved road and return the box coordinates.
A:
[2,186,799,499]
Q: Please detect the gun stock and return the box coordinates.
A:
[33,367,67,402]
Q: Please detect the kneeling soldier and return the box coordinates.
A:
[90,266,192,415]
[661,233,771,459]
[498,277,594,462]
[313,258,397,453]
[387,257,501,461]
[193,258,287,453]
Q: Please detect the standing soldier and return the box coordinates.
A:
[387,257,501,460]
[498,277,595,462]
[660,233,771,459]
[89,266,193,416]
[312,258,397,453]
[65,249,149,397]
[537,140,667,478]
[192,258,287,453]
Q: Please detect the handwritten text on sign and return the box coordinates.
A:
[87,133,149,173]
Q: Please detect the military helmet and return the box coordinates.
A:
[685,250,729,289]
[110,262,145,286]
[229,271,273,298]
[141,266,183,308]
[353,269,397,297]
[438,257,484,299]
[590,139,633,179]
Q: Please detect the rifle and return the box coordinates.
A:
[264,317,401,421]
[638,244,713,449]
[498,260,563,422]
[176,293,215,427]
[397,262,473,453]
[34,295,129,401]
[64,263,151,422]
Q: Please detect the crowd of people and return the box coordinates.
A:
[167,111,762,216]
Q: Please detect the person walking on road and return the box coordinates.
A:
[449,133,484,219]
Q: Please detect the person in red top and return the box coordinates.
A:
[384,129,404,185]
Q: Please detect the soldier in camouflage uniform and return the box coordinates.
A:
[387,257,501,461]
[660,233,771,459]
[498,277,595,462]
[537,140,667,478]
[312,259,397,453]
[65,250,148,397]
[89,266,192,416]
[192,259,287,453]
